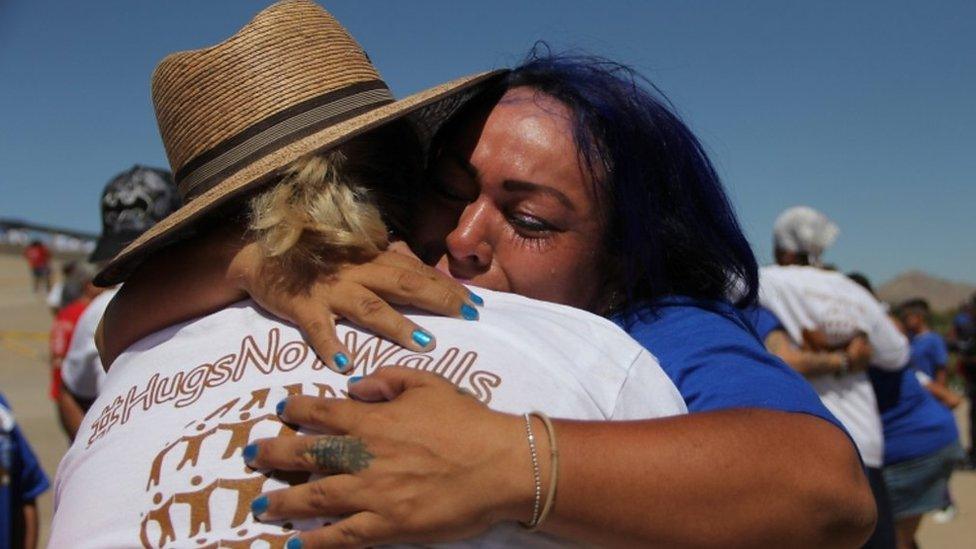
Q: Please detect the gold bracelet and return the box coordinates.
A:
[518,413,543,528]
[527,411,559,532]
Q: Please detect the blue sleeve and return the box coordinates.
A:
[621,302,845,433]
[0,395,50,501]
[929,334,949,371]
[13,427,50,500]
[743,305,784,342]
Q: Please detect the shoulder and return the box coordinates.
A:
[623,297,763,352]
[122,299,288,353]
[620,297,772,382]
[922,331,948,351]
[477,288,648,370]
[75,288,118,331]
[619,297,838,420]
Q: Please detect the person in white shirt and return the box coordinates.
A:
[755,206,908,549]
[49,20,687,545]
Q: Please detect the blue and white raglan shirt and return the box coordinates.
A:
[0,392,50,546]
[615,296,843,429]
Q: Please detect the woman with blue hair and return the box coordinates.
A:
[103,50,874,546]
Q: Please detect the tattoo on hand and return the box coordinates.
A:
[303,436,373,473]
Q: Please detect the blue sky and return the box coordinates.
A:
[1,0,973,284]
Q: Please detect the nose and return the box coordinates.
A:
[444,199,493,277]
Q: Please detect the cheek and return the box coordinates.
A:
[409,200,462,262]
[497,236,605,309]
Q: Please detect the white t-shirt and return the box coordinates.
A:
[758,265,909,467]
[60,287,119,400]
[51,289,686,548]
[46,281,64,310]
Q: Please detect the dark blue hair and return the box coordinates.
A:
[506,47,758,312]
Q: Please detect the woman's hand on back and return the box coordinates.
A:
[244,367,532,548]
[231,243,483,372]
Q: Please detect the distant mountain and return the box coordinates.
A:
[877,271,976,312]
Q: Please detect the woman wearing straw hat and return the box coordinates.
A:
[51,2,689,547]
[99,1,876,547]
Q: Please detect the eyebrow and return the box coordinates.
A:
[503,180,576,212]
[440,149,577,212]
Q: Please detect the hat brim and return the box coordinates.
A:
[88,230,146,264]
[94,69,507,287]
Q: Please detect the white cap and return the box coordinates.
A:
[773,206,839,264]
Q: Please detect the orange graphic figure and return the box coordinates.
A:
[277,422,297,438]
[173,481,220,537]
[140,495,178,547]
[147,439,183,490]
[240,388,271,412]
[217,414,275,459]
[208,531,294,549]
[204,397,241,421]
[177,425,220,470]
[217,475,269,528]
[312,382,337,398]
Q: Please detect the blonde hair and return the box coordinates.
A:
[247,124,420,289]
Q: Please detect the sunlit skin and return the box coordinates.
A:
[410,87,612,313]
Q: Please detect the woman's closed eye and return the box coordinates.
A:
[429,176,477,203]
[508,212,555,234]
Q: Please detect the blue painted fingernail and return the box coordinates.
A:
[412,329,432,348]
[276,398,287,416]
[333,352,350,371]
[251,495,269,516]
[349,376,364,384]
[461,303,479,321]
[286,537,303,549]
[243,443,258,463]
[469,290,484,306]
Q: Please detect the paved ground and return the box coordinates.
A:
[0,253,972,547]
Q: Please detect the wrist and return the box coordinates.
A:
[835,353,850,373]
[492,413,552,525]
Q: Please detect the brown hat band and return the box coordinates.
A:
[176,79,394,199]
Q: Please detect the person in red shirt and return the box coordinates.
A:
[49,269,103,440]
[23,240,52,294]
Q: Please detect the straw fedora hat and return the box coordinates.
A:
[95,0,505,286]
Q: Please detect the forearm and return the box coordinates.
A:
[539,410,874,548]
[924,381,963,409]
[99,227,248,365]
[867,320,909,370]
[765,332,844,377]
[20,501,39,549]
[57,389,90,441]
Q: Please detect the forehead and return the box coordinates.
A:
[449,87,595,193]
[482,87,576,154]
